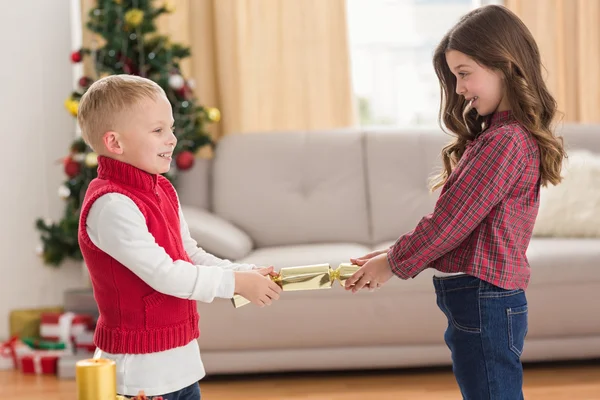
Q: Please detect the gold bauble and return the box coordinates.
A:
[64,98,79,117]
[207,107,221,122]
[85,152,98,168]
[124,9,144,28]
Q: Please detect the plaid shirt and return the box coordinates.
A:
[388,111,540,290]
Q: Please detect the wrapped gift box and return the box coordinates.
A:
[20,350,65,374]
[9,307,64,338]
[74,331,96,353]
[40,312,95,342]
[0,337,33,370]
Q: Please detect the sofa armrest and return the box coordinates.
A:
[180,205,253,261]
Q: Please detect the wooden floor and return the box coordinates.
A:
[2,361,600,399]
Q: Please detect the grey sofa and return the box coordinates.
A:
[176,124,600,375]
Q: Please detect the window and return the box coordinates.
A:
[347,0,501,128]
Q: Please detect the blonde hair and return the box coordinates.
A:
[431,5,566,191]
[77,75,166,152]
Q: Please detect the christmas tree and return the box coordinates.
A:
[36,0,219,266]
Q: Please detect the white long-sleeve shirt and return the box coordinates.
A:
[87,192,254,396]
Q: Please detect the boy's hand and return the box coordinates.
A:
[254,265,279,277]
[234,269,282,307]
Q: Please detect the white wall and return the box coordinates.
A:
[0,1,82,338]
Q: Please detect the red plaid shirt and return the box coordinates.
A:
[388,111,540,290]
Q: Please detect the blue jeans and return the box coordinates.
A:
[155,382,201,400]
[433,275,528,400]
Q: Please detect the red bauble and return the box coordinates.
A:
[120,55,138,75]
[175,151,195,171]
[79,76,92,87]
[176,84,193,99]
[64,157,81,178]
[176,86,187,98]
[71,50,83,63]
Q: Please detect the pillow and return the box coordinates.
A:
[180,205,254,260]
[533,150,600,238]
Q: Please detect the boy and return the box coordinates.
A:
[77,75,281,399]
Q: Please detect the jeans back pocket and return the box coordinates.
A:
[507,304,528,357]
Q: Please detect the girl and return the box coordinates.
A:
[345,5,566,399]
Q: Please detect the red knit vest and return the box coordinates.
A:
[78,156,199,354]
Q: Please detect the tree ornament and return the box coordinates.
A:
[64,157,81,178]
[71,50,82,63]
[122,58,137,75]
[175,150,195,170]
[72,153,86,162]
[79,76,93,88]
[64,98,79,117]
[125,9,144,28]
[206,107,221,122]
[176,86,188,99]
[168,74,185,90]
[58,185,71,199]
[85,152,98,168]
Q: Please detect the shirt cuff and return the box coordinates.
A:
[234,263,255,271]
[387,251,412,280]
[216,269,236,298]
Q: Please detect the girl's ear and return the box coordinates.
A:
[103,131,124,155]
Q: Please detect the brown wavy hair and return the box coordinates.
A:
[430,5,566,191]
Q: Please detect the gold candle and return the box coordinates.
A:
[76,358,117,400]
[232,263,360,308]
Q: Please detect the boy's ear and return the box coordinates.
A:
[103,131,124,155]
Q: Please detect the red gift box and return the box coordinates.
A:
[0,336,33,370]
[20,350,64,374]
[74,331,96,353]
[40,312,94,342]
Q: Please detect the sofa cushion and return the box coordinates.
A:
[213,131,371,247]
[237,243,372,269]
[533,150,600,238]
[376,238,600,286]
[365,129,448,245]
[527,238,600,285]
[180,205,253,260]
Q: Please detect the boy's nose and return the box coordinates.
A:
[167,130,177,146]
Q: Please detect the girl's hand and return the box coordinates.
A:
[345,253,394,292]
[350,248,388,266]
